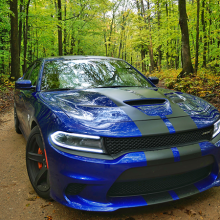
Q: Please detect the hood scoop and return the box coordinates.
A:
[124,98,172,117]
[124,98,166,106]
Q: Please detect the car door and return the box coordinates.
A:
[15,63,35,134]
[22,60,42,137]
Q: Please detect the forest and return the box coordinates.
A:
[0,0,220,110]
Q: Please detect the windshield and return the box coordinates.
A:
[41,59,152,91]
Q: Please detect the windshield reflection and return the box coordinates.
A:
[41,59,151,91]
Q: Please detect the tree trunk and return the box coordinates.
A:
[118,13,127,58]
[141,47,146,73]
[195,0,200,73]
[58,0,62,56]
[166,2,169,69]
[23,0,31,72]
[175,37,180,69]
[10,0,20,80]
[201,0,207,67]
[70,35,75,55]
[207,5,212,62]
[157,0,162,71]
[178,0,194,77]
[147,0,154,71]
[63,0,67,55]
[19,0,23,57]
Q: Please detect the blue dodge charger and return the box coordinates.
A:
[14,56,220,211]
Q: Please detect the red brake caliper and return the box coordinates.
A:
[38,148,43,169]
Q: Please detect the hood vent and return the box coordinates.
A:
[124,99,166,106]
[171,97,185,104]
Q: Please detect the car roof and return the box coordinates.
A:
[43,55,123,61]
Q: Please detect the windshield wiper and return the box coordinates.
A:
[43,88,75,92]
[96,85,140,88]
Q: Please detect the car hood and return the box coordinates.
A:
[40,87,219,127]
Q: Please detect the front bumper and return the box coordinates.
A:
[46,139,220,212]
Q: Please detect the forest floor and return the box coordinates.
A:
[1,78,220,219]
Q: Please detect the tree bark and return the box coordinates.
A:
[141,47,146,73]
[195,0,200,73]
[19,0,23,57]
[63,0,67,55]
[166,2,169,69]
[178,0,194,77]
[58,0,63,56]
[201,0,207,67]
[23,0,31,72]
[146,0,154,71]
[157,0,162,71]
[70,35,75,55]
[10,0,20,80]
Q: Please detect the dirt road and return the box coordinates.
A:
[1,109,220,220]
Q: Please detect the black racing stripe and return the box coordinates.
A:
[168,116,198,132]
[174,184,199,199]
[128,87,166,99]
[144,149,174,166]
[90,88,142,106]
[177,144,202,161]
[91,88,160,120]
[143,192,173,205]
[166,103,189,117]
[126,88,197,122]
[119,106,161,121]
[135,120,169,136]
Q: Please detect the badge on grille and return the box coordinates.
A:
[202,130,211,135]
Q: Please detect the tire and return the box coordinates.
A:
[14,106,22,134]
[26,126,51,200]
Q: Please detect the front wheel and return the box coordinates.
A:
[26,126,51,199]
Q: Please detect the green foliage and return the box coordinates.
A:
[0,0,220,82]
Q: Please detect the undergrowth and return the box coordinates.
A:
[0,74,15,92]
[151,68,220,99]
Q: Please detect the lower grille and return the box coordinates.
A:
[104,126,213,155]
[65,183,86,196]
[107,165,212,197]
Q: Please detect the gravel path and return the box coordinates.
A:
[1,109,220,220]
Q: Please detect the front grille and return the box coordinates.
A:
[65,183,86,196]
[108,165,212,197]
[104,126,213,155]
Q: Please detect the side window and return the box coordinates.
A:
[23,63,34,80]
[29,62,42,86]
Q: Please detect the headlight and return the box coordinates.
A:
[213,119,220,138]
[51,131,105,153]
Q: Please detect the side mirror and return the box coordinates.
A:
[148,77,159,85]
[15,80,33,90]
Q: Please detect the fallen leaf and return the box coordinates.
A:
[185,209,196,216]
[163,210,173,215]
[29,190,35,195]
[41,204,50,208]
[26,196,37,201]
